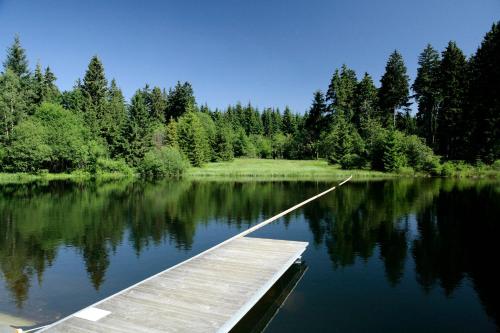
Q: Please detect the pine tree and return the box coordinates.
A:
[123,90,152,165]
[326,64,358,120]
[43,66,59,102]
[102,79,127,157]
[82,56,108,135]
[305,91,327,158]
[353,73,378,128]
[436,41,468,159]
[0,69,28,141]
[147,86,167,124]
[33,62,45,106]
[177,111,206,166]
[166,81,196,120]
[282,106,296,135]
[382,129,407,171]
[213,122,234,161]
[378,50,410,127]
[165,119,179,148]
[468,22,500,162]
[3,35,30,79]
[413,44,441,148]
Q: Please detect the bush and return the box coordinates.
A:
[95,158,134,176]
[492,160,500,171]
[5,119,51,172]
[139,147,187,179]
[340,153,365,169]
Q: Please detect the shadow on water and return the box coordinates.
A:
[0,178,499,331]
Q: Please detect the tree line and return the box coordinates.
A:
[0,22,498,177]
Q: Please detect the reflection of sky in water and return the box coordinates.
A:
[0,179,498,332]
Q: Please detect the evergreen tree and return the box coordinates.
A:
[413,44,441,148]
[213,122,234,161]
[0,69,28,141]
[33,62,45,106]
[177,111,206,166]
[166,81,196,120]
[468,22,500,162]
[123,90,151,165]
[305,91,327,157]
[383,129,407,171]
[81,56,108,135]
[102,79,127,156]
[326,64,358,121]
[353,73,378,128]
[281,106,297,135]
[43,66,59,103]
[436,41,468,159]
[378,50,410,127]
[147,86,167,124]
[165,119,179,148]
[3,35,30,79]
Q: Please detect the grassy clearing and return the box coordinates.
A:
[186,158,393,181]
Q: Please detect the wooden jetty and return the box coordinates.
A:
[37,176,351,333]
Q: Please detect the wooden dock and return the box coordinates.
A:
[37,176,351,333]
[39,237,307,333]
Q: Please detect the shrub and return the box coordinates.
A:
[491,160,500,171]
[139,147,187,179]
[95,158,134,176]
[340,153,365,169]
[5,119,51,172]
[441,161,456,177]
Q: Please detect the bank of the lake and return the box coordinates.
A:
[186,158,500,180]
[0,171,133,185]
[1,158,499,184]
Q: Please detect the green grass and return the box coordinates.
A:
[186,158,393,181]
[0,171,134,185]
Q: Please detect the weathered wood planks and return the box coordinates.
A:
[40,237,307,333]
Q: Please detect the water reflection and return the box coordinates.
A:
[0,179,499,330]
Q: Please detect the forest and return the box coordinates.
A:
[0,22,498,178]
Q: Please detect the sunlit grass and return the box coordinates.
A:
[186,158,393,180]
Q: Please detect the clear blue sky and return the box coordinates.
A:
[1,0,499,113]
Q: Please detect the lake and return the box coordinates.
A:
[0,179,499,332]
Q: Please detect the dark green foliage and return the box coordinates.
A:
[213,123,234,161]
[378,51,410,127]
[305,91,327,157]
[0,69,28,141]
[281,106,297,135]
[326,64,358,120]
[166,82,195,120]
[353,73,378,128]
[5,103,93,172]
[3,35,30,79]
[123,91,152,165]
[413,45,441,148]
[468,22,500,162]
[139,147,187,178]
[102,79,127,156]
[436,42,468,159]
[383,130,407,172]
[177,111,207,166]
[322,114,365,168]
[4,118,51,172]
[1,25,498,178]
[81,56,108,136]
[147,86,167,123]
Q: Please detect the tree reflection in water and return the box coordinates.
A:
[0,179,498,329]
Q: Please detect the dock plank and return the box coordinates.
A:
[40,236,307,333]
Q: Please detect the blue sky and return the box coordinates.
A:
[0,0,499,113]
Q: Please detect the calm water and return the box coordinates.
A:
[0,179,499,332]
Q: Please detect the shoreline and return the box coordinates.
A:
[1,159,498,185]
